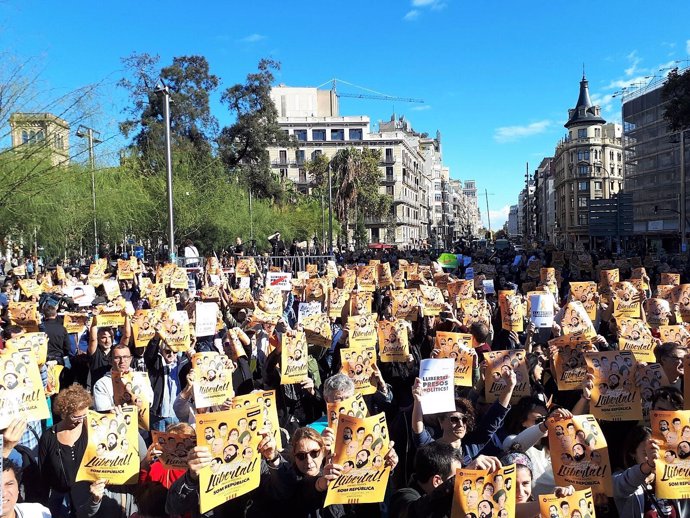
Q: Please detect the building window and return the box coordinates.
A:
[296,149,305,165]
[617,152,622,162]
[578,165,589,176]
[578,129,587,139]
[279,168,287,179]
[434,182,441,191]
[578,181,588,192]
[595,128,600,137]
[386,167,394,181]
[610,150,614,161]
[331,129,344,141]
[349,128,362,140]
[386,186,394,196]
[55,133,64,150]
[578,213,588,225]
[610,181,615,190]
[435,193,442,202]
[298,169,307,183]
[577,150,590,161]
[21,130,29,144]
[594,181,602,191]
[294,129,307,141]
[312,129,326,141]
[570,196,574,209]
[578,197,588,208]
[279,150,287,164]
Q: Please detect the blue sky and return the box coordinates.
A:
[2,0,690,229]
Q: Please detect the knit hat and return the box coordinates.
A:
[500,452,533,475]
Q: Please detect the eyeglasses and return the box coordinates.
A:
[113,355,132,362]
[161,349,175,355]
[665,355,685,362]
[294,449,321,461]
[448,414,468,426]
[71,414,87,422]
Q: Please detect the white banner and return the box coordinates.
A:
[195,302,218,337]
[530,293,554,328]
[419,359,455,415]
[266,271,293,291]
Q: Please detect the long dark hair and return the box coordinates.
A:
[621,425,651,469]
[502,396,548,437]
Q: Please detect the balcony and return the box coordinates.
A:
[381,156,396,165]
[271,158,291,167]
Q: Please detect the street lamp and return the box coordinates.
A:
[154,80,176,264]
[75,125,101,259]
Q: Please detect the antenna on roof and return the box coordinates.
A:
[582,63,586,79]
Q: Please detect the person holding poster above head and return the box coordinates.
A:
[612,423,690,518]
[87,314,131,388]
[411,366,516,466]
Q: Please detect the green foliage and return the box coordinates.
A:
[662,67,690,132]
[217,59,292,201]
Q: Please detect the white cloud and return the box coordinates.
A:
[411,104,431,111]
[403,9,419,20]
[412,0,447,8]
[239,33,265,43]
[484,204,511,229]
[493,120,551,143]
[625,50,641,77]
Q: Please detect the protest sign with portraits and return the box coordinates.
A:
[196,406,263,513]
[280,331,309,385]
[45,361,63,397]
[76,406,140,485]
[151,431,196,470]
[112,371,151,430]
[159,310,191,352]
[130,309,159,349]
[8,302,39,329]
[232,390,282,451]
[0,347,50,428]
[419,285,445,317]
[661,273,681,286]
[117,259,135,280]
[636,364,670,424]
[305,278,329,304]
[617,317,656,363]
[560,301,596,339]
[391,289,420,321]
[538,488,594,518]
[340,343,377,396]
[18,279,41,298]
[377,319,409,363]
[612,281,641,319]
[547,414,612,497]
[659,325,690,348]
[258,287,283,316]
[328,288,349,319]
[569,281,598,322]
[324,412,391,506]
[6,332,48,365]
[651,410,690,499]
[229,288,254,309]
[550,334,593,391]
[302,312,333,348]
[459,299,491,328]
[485,350,530,404]
[451,464,516,518]
[677,284,690,322]
[349,291,373,316]
[435,331,474,387]
[378,262,394,288]
[586,350,642,422]
[192,352,235,408]
[357,265,377,292]
[347,313,378,348]
[645,298,673,328]
[64,312,89,335]
[327,392,368,431]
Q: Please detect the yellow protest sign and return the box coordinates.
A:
[328,288,349,319]
[349,291,373,316]
[499,293,524,332]
[391,289,420,321]
[228,288,254,309]
[651,410,690,499]
[357,265,377,292]
[637,364,669,424]
[302,312,333,348]
[159,311,191,352]
[550,335,593,391]
[280,331,309,385]
[347,313,378,347]
[0,347,50,428]
[560,301,596,338]
[8,302,39,328]
[377,320,409,363]
[6,332,48,365]
[113,371,151,429]
[617,318,656,363]
[305,278,329,304]
[131,309,159,348]
[340,343,377,396]
[451,464,516,518]
[95,311,125,328]
[678,284,690,322]
[569,281,598,321]
[169,267,189,290]
[324,412,391,506]
[196,406,263,514]
[547,414,612,497]
[117,259,135,280]
[459,299,491,328]
[612,281,641,319]
[76,406,140,484]
[45,361,64,397]
[661,272,681,286]
[18,279,42,298]
[419,285,445,316]
[645,298,673,327]
[585,350,642,421]
[539,488,594,518]
[64,312,89,334]
[659,325,690,348]
[435,331,474,387]
[232,390,282,451]
[327,392,368,431]
[378,263,393,288]
[151,431,196,470]
[192,352,235,408]
[484,350,530,404]
[258,287,283,316]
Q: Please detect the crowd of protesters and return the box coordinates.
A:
[0,236,689,518]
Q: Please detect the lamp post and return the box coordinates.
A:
[327,161,333,255]
[155,81,176,264]
[76,125,101,259]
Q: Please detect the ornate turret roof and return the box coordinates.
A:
[564,75,606,129]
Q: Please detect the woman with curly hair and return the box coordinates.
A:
[38,383,93,518]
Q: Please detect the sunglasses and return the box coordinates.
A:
[448,414,468,426]
[294,449,321,461]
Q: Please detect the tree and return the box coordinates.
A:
[308,148,391,246]
[118,53,220,172]
[217,59,292,200]
[662,68,690,132]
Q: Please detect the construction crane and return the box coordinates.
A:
[317,78,424,104]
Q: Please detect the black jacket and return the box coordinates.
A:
[390,476,454,518]
[43,318,71,364]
